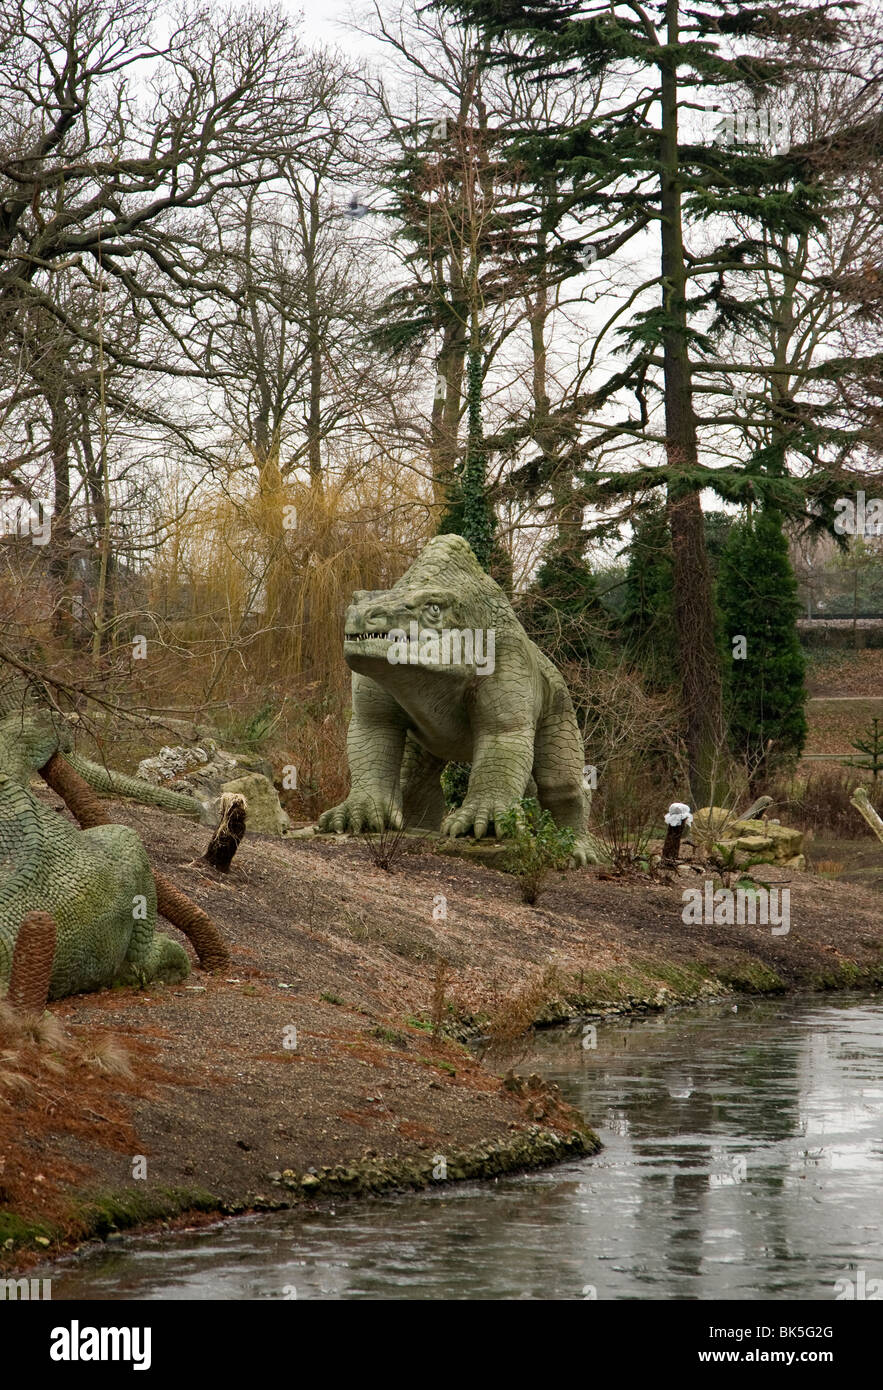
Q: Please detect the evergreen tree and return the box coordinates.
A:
[520,541,606,667]
[430,0,850,801]
[704,511,737,580]
[717,508,807,785]
[845,718,883,784]
[620,506,678,689]
[620,506,733,688]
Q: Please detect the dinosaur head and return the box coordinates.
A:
[343,535,499,676]
[344,587,466,665]
[0,708,68,784]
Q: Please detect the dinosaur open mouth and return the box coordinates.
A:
[344,631,388,642]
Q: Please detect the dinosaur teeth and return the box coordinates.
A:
[345,631,388,641]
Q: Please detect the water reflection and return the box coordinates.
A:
[47,994,883,1300]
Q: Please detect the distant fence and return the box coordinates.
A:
[797,617,883,649]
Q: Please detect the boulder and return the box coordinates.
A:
[693,805,803,864]
[136,743,216,786]
[138,743,274,799]
[136,741,289,835]
[217,772,291,836]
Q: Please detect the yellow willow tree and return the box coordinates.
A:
[148,451,433,709]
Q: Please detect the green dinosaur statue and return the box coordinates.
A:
[0,710,190,999]
[318,534,597,864]
[0,675,202,815]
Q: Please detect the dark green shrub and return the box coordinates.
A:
[498,797,575,904]
[441,762,471,810]
[717,508,807,786]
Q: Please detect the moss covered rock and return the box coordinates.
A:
[694,807,803,864]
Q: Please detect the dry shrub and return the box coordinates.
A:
[590,759,662,869]
[573,663,758,866]
[278,703,349,822]
[361,818,418,873]
[573,660,683,784]
[772,766,883,838]
[568,663,685,868]
[146,453,431,709]
[481,963,563,1059]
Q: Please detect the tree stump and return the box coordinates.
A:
[662,802,693,866]
[202,793,247,872]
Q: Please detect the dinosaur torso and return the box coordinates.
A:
[0,711,189,999]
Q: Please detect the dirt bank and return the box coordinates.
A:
[2,792,881,1271]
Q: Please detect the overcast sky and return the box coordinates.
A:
[288,0,379,53]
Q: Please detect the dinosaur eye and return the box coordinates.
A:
[425,602,442,620]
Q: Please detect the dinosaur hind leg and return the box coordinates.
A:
[532,709,598,865]
[121,860,190,985]
[81,825,191,987]
[127,930,190,986]
[400,735,447,830]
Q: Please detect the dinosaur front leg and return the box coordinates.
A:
[318,678,409,833]
[441,728,535,841]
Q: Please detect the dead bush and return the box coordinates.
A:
[771,766,883,839]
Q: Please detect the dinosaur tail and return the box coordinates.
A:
[66,753,202,817]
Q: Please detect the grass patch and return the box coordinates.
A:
[417,1055,457,1076]
[0,1187,219,1265]
[369,1025,409,1048]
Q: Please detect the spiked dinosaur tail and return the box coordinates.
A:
[66,753,202,817]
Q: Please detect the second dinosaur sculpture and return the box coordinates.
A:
[0,709,190,999]
[319,534,597,864]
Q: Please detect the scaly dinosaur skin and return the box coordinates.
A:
[0,711,189,999]
[318,534,597,865]
[65,752,202,817]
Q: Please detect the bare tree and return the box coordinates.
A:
[0,0,323,648]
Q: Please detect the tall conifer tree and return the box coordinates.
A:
[718,508,807,785]
[431,0,849,798]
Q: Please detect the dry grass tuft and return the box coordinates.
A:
[0,1001,66,1050]
[813,858,846,876]
[78,1036,134,1078]
[481,962,563,1059]
[771,767,883,838]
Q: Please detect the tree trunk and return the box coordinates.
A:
[659,0,724,801]
[304,182,324,492]
[202,793,247,871]
[431,310,467,509]
[47,393,74,644]
[80,401,114,660]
